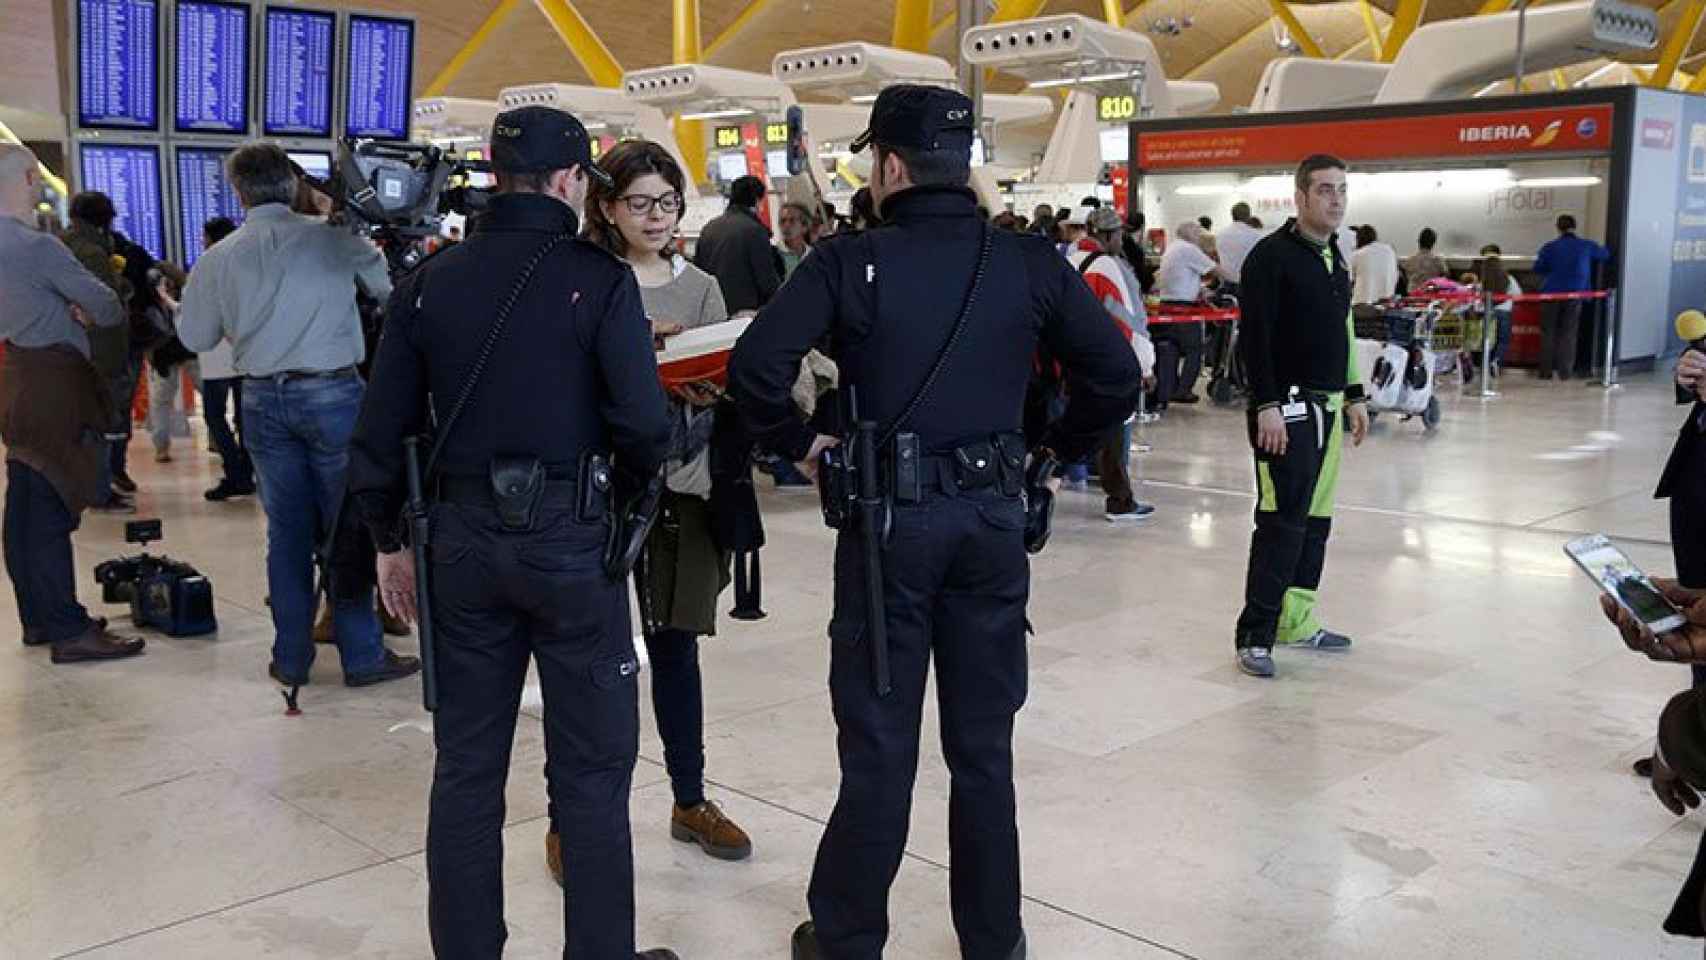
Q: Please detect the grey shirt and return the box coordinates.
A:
[638,257,728,333]
[177,204,391,376]
[0,215,123,358]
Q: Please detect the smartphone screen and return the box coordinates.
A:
[1565,534,1686,633]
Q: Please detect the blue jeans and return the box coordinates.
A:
[242,373,383,680]
[202,378,253,488]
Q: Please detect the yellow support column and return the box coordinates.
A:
[1475,0,1513,14]
[893,0,932,51]
[1651,0,1706,89]
[989,0,1049,23]
[673,0,708,188]
[423,0,520,97]
[1101,0,1123,26]
[1267,1,1326,59]
[1356,0,1384,59]
[1690,67,1706,93]
[532,0,623,88]
[1381,0,1426,63]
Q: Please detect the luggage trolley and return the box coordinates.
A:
[1362,298,1449,432]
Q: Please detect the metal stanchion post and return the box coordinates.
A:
[1476,286,1498,401]
[1600,288,1620,390]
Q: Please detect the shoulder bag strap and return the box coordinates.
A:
[421,232,574,480]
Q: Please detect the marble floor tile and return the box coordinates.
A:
[9,373,1706,959]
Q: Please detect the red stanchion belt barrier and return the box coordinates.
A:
[1148,305,1240,325]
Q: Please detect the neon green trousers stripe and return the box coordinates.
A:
[1276,395,1344,644]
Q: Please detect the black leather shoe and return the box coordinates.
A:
[636,951,681,960]
[791,921,821,960]
[344,649,422,687]
[204,480,256,502]
[269,661,310,686]
[111,470,137,494]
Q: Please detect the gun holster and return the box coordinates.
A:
[1021,447,1059,555]
[490,456,547,531]
[604,464,665,581]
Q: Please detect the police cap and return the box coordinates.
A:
[849,84,975,155]
[489,106,613,188]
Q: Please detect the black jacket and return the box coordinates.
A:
[694,205,782,314]
[348,193,671,550]
[1238,219,1367,410]
[728,185,1140,464]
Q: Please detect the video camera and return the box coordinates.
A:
[92,520,217,637]
[298,139,494,271]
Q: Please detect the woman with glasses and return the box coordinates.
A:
[542,139,753,885]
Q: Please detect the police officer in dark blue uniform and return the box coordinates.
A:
[728,85,1142,960]
[346,106,678,960]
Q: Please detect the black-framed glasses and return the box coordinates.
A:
[616,192,684,215]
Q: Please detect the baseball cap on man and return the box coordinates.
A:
[1086,207,1122,233]
[489,106,613,188]
[849,84,976,155]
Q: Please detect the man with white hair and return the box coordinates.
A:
[1153,220,1233,410]
[0,143,146,662]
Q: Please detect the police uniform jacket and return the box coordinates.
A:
[728,185,1141,464]
[347,192,671,550]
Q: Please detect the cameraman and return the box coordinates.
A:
[0,143,145,662]
[178,142,418,689]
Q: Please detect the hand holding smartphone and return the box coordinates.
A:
[1566,534,1688,635]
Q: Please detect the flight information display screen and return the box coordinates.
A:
[175,147,245,267]
[263,5,334,137]
[79,144,166,260]
[344,14,414,140]
[174,0,250,134]
[288,150,333,181]
[78,0,160,130]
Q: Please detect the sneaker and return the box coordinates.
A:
[1237,646,1275,678]
[1105,502,1155,523]
[671,799,753,861]
[90,494,136,514]
[1294,628,1352,651]
[110,470,138,494]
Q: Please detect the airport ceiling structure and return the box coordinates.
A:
[382,0,1699,118]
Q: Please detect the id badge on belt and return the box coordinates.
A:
[1280,398,1310,423]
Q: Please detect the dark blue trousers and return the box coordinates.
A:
[424,500,639,960]
[4,460,92,644]
[809,487,1030,960]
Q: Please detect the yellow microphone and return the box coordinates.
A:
[1677,311,1706,407]
[1678,309,1706,346]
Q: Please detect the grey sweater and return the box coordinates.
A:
[637,256,728,331]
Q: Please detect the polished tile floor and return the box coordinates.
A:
[3,371,1703,959]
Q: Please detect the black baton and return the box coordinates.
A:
[402,437,439,712]
[852,410,891,698]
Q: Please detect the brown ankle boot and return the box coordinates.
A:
[312,603,334,644]
[671,799,753,861]
[51,621,145,664]
[545,827,563,888]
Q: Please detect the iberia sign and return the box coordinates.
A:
[1137,104,1614,171]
